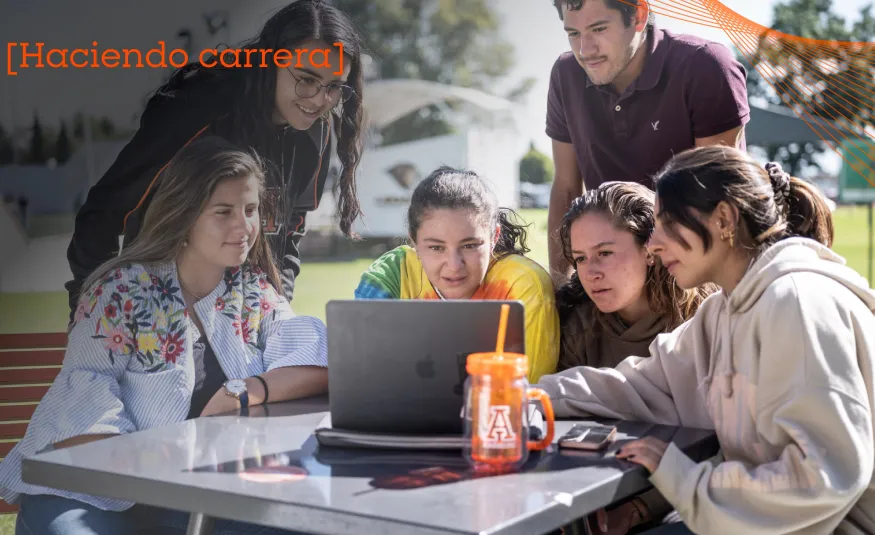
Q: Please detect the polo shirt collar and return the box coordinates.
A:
[584,24,667,92]
[635,24,666,91]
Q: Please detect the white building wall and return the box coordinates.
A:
[1,233,72,293]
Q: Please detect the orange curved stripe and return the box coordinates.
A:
[611,0,875,187]
[120,123,213,236]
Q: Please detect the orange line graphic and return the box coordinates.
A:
[617,0,875,188]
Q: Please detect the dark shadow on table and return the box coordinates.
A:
[183,417,717,503]
[311,420,695,493]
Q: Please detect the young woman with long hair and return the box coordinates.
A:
[555,181,716,372]
[0,137,328,535]
[552,181,716,534]
[65,0,367,324]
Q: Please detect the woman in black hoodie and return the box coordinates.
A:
[64,0,366,321]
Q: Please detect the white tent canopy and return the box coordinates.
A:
[362,79,519,131]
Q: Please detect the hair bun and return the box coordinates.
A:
[765,162,791,217]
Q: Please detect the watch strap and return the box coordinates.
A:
[253,375,269,404]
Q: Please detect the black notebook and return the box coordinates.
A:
[314,428,468,450]
[314,405,545,451]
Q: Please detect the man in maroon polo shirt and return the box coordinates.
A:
[545,0,750,279]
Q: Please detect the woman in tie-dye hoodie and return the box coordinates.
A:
[354,166,560,383]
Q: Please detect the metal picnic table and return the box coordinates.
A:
[20,395,718,535]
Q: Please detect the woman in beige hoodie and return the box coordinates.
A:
[536,145,875,535]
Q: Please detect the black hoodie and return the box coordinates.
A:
[64,69,332,319]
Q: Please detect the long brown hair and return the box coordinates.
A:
[556,181,715,329]
[407,166,531,259]
[81,136,282,298]
[653,145,834,252]
[154,0,366,237]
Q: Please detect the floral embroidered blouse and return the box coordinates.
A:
[0,261,328,511]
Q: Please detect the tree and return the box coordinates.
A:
[738,49,826,176]
[98,116,116,139]
[28,112,46,164]
[0,124,13,164]
[742,0,875,176]
[519,142,554,184]
[70,112,129,143]
[55,121,72,164]
[72,112,85,141]
[332,0,528,146]
[505,77,538,103]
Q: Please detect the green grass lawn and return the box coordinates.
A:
[830,204,875,280]
[0,207,872,335]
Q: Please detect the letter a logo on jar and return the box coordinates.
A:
[482,405,516,448]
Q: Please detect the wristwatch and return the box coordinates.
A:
[223,379,249,409]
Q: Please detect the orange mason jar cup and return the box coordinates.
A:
[462,352,555,472]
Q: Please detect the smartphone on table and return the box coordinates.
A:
[557,423,617,451]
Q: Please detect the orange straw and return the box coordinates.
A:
[495,304,510,356]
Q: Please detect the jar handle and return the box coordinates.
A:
[526,388,555,451]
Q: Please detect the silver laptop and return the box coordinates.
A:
[325,300,525,435]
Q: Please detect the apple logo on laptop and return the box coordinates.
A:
[416,355,436,379]
[453,352,468,395]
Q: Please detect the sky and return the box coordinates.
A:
[0,0,871,164]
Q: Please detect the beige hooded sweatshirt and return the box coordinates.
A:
[534,238,875,535]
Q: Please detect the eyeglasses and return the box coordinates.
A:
[286,68,354,104]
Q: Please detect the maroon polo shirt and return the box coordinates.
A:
[546,25,750,190]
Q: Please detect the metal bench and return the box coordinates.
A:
[0,332,67,515]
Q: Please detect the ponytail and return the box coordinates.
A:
[493,208,531,258]
[757,162,834,248]
[785,177,834,247]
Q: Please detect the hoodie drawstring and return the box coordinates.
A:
[716,256,758,399]
[721,293,735,398]
[703,294,735,399]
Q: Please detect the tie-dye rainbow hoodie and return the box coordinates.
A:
[354,245,559,383]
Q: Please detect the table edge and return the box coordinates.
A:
[21,457,473,535]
